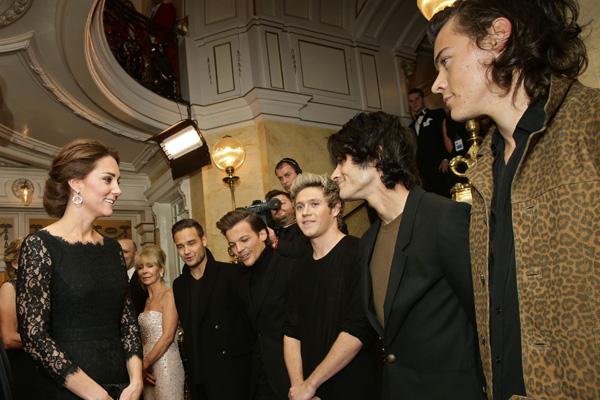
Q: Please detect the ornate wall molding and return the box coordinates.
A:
[0,0,33,28]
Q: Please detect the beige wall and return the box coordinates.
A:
[195,119,371,261]
[579,0,600,89]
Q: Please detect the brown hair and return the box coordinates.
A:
[3,238,22,281]
[216,210,271,246]
[172,218,205,238]
[427,0,588,102]
[44,139,119,217]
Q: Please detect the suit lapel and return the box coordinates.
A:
[361,219,384,337]
[382,187,425,330]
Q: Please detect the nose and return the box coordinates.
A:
[234,242,243,255]
[331,165,341,182]
[301,206,311,217]
[113,181,122,196]
[432,70,446,95]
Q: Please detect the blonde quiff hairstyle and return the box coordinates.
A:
[290,173,344,227]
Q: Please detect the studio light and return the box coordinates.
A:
[149,119,211,180]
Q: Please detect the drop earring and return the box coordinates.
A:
[72,191,83,206]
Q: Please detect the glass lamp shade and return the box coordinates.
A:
[212,136,246,171]
[12,178,34,206]
[416,0,456,20]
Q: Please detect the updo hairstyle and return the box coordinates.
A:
[43,139,119,217]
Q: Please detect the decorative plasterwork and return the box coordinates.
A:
[0,32,149,169]
[0,0,33,27]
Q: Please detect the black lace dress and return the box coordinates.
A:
[16,230,142,399]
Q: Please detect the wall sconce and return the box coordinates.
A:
[12,178,34,206]
[416,0,456,20]
[149,119,211,180]
[211,136,246,210]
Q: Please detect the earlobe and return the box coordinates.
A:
[331,202,342,217]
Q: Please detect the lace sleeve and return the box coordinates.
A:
[118,249,143,361]
[16,234,79,384]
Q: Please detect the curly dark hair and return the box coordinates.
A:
[44,139,120,218]
[427,0,588,102]
[328,111,419,190]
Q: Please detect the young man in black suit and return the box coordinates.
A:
[328,111,484,399]
[216,210,292,400]
[172,219,253,400]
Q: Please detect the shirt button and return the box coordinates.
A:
[384,354,397,364]
[495,307,502,315]
[495,355,501,364]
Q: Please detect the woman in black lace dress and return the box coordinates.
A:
[16,139,143,400]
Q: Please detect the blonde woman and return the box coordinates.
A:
[137,245,184,400]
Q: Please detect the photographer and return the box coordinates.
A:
[265,190,311,259]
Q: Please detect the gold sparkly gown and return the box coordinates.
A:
[139,310,184,400]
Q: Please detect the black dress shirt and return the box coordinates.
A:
[489,96,546,400]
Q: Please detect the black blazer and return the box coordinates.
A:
[411,108,451,196]
[173,250,253,400]
[128,271,148,316]
[360,186,484,400]
[239,248,292,399]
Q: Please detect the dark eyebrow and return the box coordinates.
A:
[434,47,449,69]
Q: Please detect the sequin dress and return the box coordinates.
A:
[139,310,184,400]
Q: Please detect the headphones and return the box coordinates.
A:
[275,158,302,174]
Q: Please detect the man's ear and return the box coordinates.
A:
[484,17,512,52]
[259,229,268,242]
[331,201,342,218]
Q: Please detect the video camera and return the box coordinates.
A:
[239,198,281,228]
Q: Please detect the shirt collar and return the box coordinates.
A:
[492,95,547,149]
